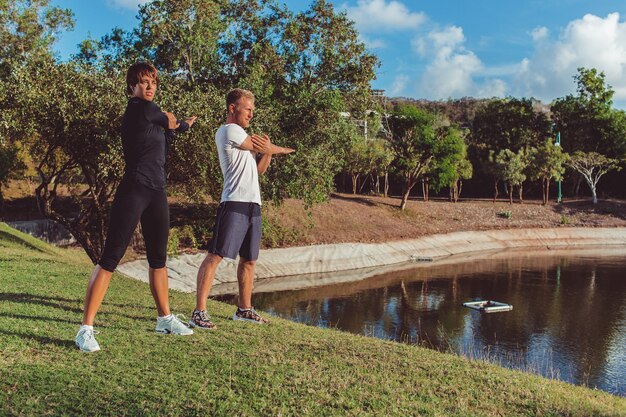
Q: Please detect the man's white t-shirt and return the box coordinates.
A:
[215,123,261,205]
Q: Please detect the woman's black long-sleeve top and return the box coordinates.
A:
[120,97,189,190]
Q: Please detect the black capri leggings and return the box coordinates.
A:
[99,178,169,272]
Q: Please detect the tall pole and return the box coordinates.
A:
[555,131,562,203]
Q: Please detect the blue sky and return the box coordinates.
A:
[51,0,626,107]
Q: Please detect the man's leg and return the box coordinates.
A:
[237,258,256,309]
[232,259,268,324]
[195,253,223,311]
[231,205,267,323]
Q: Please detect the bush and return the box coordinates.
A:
[167,225,198,256]
[497,210,512,219]
[261,217,301,248]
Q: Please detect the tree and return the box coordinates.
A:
[471,97,551,198]
[528,139,569,205]
[494,149,529,204]
[11,61,126,263]
[0,0,74,206]
[551,68,626,196]
[341,119,369,194]
[551,68,623,155]
[388,106,438,210]
[367,138,393,196]
[428,125,472,203]
[0,0,73,76]
[134,0,225,85]
[0,143,22,211]
[566,152,621,204]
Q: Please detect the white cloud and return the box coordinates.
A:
[359,34,387,49]
[515,13,626,102]
[531,26,549,42]
[106,0,151,10]
[389,74,410,95]
[413,26,507,99]
[344,0,426,33]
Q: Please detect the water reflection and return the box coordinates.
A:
[225,249,626,396]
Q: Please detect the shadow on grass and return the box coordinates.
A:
[0,329,76,348]
[0,292,83,313]
[0,293,155,319]
[551,199,626,220]
[0,312,81,325]
[331,193,397,209]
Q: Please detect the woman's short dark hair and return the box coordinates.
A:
[126,62,159,95]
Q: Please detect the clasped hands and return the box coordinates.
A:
[251,134,295,155]
[164,111,198,129]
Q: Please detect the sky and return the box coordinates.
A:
[50,0,626,107]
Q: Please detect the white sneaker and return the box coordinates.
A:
[75,327,101,352]
[155,314,194,335]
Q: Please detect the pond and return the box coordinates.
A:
[223,248,626,396]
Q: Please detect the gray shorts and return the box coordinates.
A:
[209,201,262,261]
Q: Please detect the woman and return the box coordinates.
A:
[75,62,197,352]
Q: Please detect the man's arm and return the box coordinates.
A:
[236,134,293,174]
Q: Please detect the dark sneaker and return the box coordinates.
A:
[232,307,269,324]
[188,309,216,330]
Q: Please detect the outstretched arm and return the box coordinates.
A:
[238,134,294,175]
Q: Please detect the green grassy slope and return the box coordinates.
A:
[0,223,624,417]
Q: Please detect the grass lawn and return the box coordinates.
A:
[1,222,624,416]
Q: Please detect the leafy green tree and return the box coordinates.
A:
[0,0,74,204]
[368,138,394,196]
[341,119,369,194]
[0,0,73,75]
[428,125,472,202]
[388,106,438,210]
[471,97,550,197]
[494,148,529,204]
[134,0,225,85]
[528,139,569,204]
[472,97,550,152]
[551,68,624,155]
[0,143,22,211]
[566,152,621,204]
[11,61,126,262]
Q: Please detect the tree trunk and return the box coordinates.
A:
[458,180,463,200]
[351,174,359,194]
[493,179,499,203]
[574,174,582,197]
[400,180,416,210]
[358,174,370,194]
[518,183,523,204]
[591,186,598,204]
[422,176,429,202]
[546,179,550,204]
[384,172,389,198]
[508,183,513,204]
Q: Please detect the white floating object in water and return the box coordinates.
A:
[463,300,513,313]
[411,255,433,262]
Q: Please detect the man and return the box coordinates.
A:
[189,89,294,328]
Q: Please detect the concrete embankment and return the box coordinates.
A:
[117,227,626,295]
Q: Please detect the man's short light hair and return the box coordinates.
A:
[226,89,255,107]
